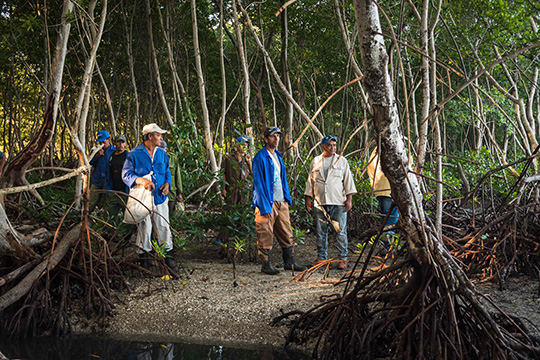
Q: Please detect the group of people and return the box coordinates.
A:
[87,123,398,275]
[250,127,399,274]
[88,124,182,270]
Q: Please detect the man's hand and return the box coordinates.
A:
[160,182,170,196]
[344,197,353,212]
[177,194,184,202]
[135,177,155,191]
[305,196,312,213]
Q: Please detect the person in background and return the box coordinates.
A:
[252,127,306,275]
[105,134,129,220]
[89,130,115,213]
[0,151,5,177]
[216,136,252,246]
[122,123,175,270]
[160,140,184,217]
[304,135,357,270]
[0,151,6,208]
[367,147,399,236]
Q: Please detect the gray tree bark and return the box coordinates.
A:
[72,0,107,208]
[0,0,74,254]
[239,2,323,141]
[146,0,174,129]
[414,0,431,174]
[351,1,533,357]
[280,2,294,153]
[190,0,219,174]
[231,0,253,152]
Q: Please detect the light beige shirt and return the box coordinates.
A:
[367,149,391,197]
[304,154,357,208]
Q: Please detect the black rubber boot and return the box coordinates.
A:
[282,246,307,271]
[164,251,178,272]
[259,249,281,275]
[139,253,150,270]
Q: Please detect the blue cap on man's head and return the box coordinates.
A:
[96,130,110,143]
[264,127,282,137]
[236,136,250,144]
[321,135,337,145]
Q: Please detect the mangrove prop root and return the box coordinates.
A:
[280,254,540,359]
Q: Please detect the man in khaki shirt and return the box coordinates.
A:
[305,136,357,269]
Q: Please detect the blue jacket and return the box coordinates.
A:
[122,144,172,206]
[90,145,116,188]
[251,147,291,215]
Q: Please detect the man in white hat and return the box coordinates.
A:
[122,123,175,270]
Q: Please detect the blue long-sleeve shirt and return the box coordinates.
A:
[251,146,291,215]
[89,145,116,189]
[122,144,172,206]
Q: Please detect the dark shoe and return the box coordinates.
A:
[139,253,150,270]
[282,247,307,271]
[259,248,281,275]
[164,251,178,272]
[261,261,281,275]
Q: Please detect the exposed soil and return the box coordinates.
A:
[71,235,540,352]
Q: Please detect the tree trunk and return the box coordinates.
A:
[146,0,174,129]
[1,0,74,196]
[333,0,371,114]
[280,1,294,153]
[72,0,107,209]
[156,0,195,131]
[96,63,117,136]
[0,0,73,253]
[122,0,141,141]
[0,224,81,311]
[430,0,443,236]
[353,0,535,356]
[190,0,219,174]
[239,2,323,141]
[414,0,431,175]
[231,0,253,151]
[217,0,227,166]
[284,1,540,358]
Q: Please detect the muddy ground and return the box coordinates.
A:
[71,235,540,353]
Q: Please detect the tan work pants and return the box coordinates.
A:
[255,201,294,250]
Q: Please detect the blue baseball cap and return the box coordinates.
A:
[321,135,337,145]
[236,136,250,143]
[96,130,110,143]
[264,127,282,137]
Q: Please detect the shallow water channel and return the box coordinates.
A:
[0,335,309,360]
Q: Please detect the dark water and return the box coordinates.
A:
[0,336,310,360]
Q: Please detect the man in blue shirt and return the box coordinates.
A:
[252,127,306,275]
[89,130,115,213]
[122,123,174,270]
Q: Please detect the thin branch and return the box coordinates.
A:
[0,166,89,195]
